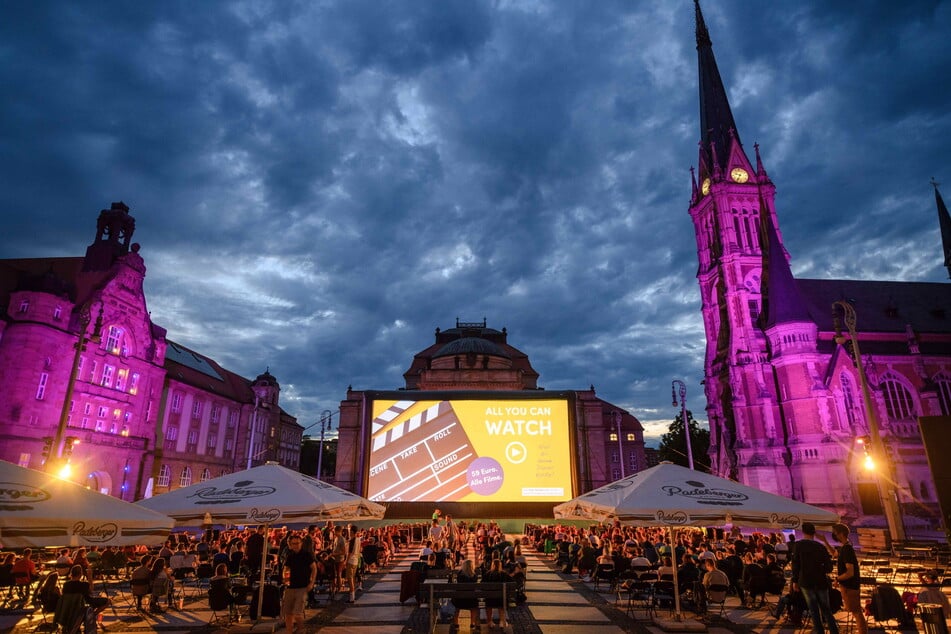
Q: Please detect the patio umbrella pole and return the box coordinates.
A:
[252,521,273,631]
[669,526,682,621]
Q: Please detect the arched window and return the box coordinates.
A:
[157,464,170,487]
[880,374,917,421]
[839,372,863,431]
[935,374,951,416]
[200,468,211,482]
[179,467,192,488]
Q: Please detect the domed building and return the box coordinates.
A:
[335,319,647,518]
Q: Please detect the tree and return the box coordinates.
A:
[657,410,711,473]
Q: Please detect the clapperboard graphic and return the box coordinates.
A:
[368,401,477,502]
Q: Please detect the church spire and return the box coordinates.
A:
[934,179,951,279]
[695,0,744,176]
[761,195,812,329]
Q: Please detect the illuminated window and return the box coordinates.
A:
[100,365,115,387]
[129,373,140,395]
[35,372,48,400]
[157,464,170,487]
[171,393,182,413]
[115,368,127,391]
[18,299,29,313]
[166,426,179,441]
[200,468,211,482]
[53,305,62,320]
[109,422,117,434]
[120,426,129,437]
[881,374,917,421]
[19,453,31,467]
[105,326,122,354]
[95,420,104,432]
[609,432,618,441]
[179,467,192,487]
[89,360,97,383]
[77,356,84,378]
[113,409,121,422]
[626,433,636,442]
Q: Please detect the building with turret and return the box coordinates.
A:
[0,202,301,499]
[689,1,950,529]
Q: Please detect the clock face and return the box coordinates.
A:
[730,167,749,183]
[701,178,711,195]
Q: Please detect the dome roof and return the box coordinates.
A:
[433,337,510,359]
[254,369,280,387]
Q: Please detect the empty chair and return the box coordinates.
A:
[705,583,729,617]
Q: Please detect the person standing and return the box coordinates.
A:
[791,522,838,634]
[345,529,362,603]
[282,535,316,634]
[331,526,349,595]
[823,523,867,634]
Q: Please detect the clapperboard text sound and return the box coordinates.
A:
[484,405,553,435]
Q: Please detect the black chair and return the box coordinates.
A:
[625,580,655,619]
[705,583,729,617]
[208,583,236,626]
[652,581,677,617]
[53,593,87,634]
[593,562,616,591]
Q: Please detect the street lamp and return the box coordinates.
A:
[614,411,625,478]
[316,409,335,480]
[672,379,694,470]
[49,302,103,476]
[833,300,906,543]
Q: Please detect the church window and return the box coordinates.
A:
[935,375,951,415]
[179,467,192,487]
[839,373,863,431]
[881,374,917,421]
[53,305,62,320]
[200,468,211,482]
[171,392,182,413]
[157,465,171,487]
[35,372,48,400]
[733,215,744,249]
[18,299,29,313]
[748,299,759,322]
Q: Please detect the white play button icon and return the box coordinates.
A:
[505,441,527,464]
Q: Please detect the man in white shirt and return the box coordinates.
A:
[428,518,444,541]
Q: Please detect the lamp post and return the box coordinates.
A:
[614,411,625,478]
[833,300,906,543]
[672,379,694,470]
[49,302,103,476]
[316,409,335,480]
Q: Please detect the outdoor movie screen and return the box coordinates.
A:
[366,397,573,503]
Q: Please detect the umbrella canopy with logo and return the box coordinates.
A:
[0,460,174,548]
[138,463,385,625]
[553,461,839,529]
[553,462,839,623]
[136,463,385,526]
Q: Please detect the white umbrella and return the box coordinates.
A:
[0,460,173,548]
[553,462,839,528]
[553,462,839,622]
[138,463,385,624]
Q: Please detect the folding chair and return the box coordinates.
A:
[705,583,729,618]
[53,594,87,634]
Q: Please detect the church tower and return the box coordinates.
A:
[688,1,857,506]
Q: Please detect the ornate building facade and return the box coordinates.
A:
[334,319,647,507]
[0,202,302,499]
[690,2,949,528]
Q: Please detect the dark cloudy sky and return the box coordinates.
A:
[2,1,949,443]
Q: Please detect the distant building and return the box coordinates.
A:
[690,2,949,527]
[643,447,661,469]
[0,202,301,498]
[335,319,647,508]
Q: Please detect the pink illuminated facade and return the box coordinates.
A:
[0,202,301,499]
[690,2,950,528]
